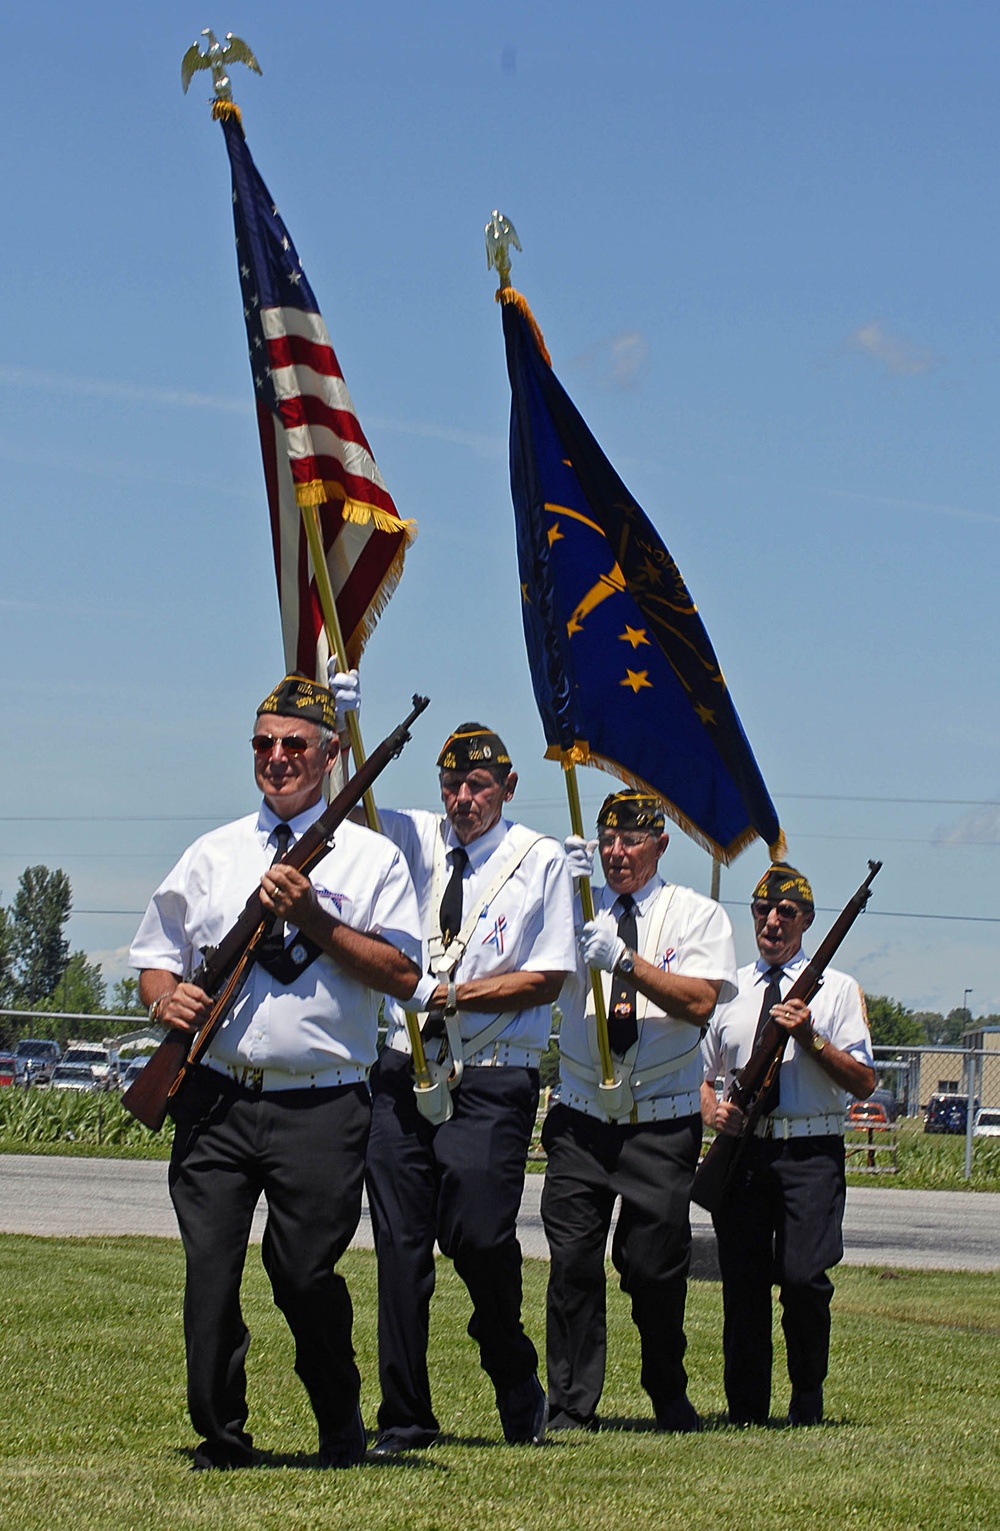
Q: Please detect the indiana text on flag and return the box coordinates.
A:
[499,285,783,865]
[217,104,415,680]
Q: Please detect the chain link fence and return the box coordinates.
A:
[2,1008,998,1178]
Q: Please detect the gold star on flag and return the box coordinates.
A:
[621,670,653,693]
[619,625,649,649]
[547,522,564,546]
[695,702,715,724]
[521,582,531,604]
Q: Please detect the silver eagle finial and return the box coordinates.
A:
[181,29,262,101]
[485,210,521,290]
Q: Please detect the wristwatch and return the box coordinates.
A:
[809,1032,827,1055]
[616,947,637,975]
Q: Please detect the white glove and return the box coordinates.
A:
[326,665,361,731]
[564,835,597,882]
[578,911,626,973]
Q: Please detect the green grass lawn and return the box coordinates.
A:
[0,1237,995,1530]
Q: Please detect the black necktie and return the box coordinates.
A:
[422,847,469,1042]
[607,894,638,1055]
[439,847,469,947]
[754,965,784,1115]
[258,823,293,964]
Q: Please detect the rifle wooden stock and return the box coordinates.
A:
[691,859,881,1215]
[123,694,431,1131]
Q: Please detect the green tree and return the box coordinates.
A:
[109,976,145,1017]
[0,904,12,1008]
[9,865,72,1006]
[864,994,925,1048]
[912,1011,944,1043]
[37,951,106,1018]
[941,1007,974,1045]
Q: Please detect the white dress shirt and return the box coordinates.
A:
[559,874,738,1118]
[702,950,874,1121]
[130,799,422,1078]
[378,808,577,1055]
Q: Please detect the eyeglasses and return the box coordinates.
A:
[598,831,654,850]
[751,900,804,922]
[250,733,316,756]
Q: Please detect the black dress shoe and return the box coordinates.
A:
[496,1373,548,1444]
[788,1386,823,1427]
[655,1394,702,1433]
[547,1408,599,1433]
[191,1442,254,1471]
[318,1405,367,1468]
[369,1427,438,1456]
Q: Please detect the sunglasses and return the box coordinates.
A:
[751,900,804,922]
[598,831,655,849]
[250,733,317,756]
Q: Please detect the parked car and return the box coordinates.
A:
[846,1100,890,1128]
[120,1057,150,1088]
[14,1038,61,1084]
[0,1053,29,1086]
[61,1042,120,1084]
[49,1063,104,1093]
[867,1087,899,1122]
[923,1093,977,1135]
[972,1107,1000,1139]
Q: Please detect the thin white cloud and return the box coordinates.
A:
[818,486,1000,527]
[569,331,650,391]
[0,363,248,414]
[365,414,505,459]
[933,803,1000,848]
[845,321,940,377]
[0,363,504,457]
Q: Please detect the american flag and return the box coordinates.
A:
[219,109,414,678]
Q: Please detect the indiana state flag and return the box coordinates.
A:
[500,287,783,864]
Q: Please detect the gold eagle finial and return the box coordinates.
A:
[181,29,262,102]
[485,210,522,291]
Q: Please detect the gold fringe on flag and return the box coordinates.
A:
[211,100,244,131]
[344,539,409,664]
[545,740,783,867]
[294,481,417,542]
[496,287,552,368]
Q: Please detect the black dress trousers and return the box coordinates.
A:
[541,1102,702,1427]
[711,1134,847,1423]
[365,1048,541,1440]
[168,1067,371,1464]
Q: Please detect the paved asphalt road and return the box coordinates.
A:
[0,1155,996,1273]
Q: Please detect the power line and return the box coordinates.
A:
[717,902,1000,925]
[0,791,997,823]
[72,902,1000,925]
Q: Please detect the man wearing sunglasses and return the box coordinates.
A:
[328,670,577,1455]
[541,790,737,1435]
[130,674,422,1471]
[700,864,875,1428]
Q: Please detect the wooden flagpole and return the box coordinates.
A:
[300,502,433,1090]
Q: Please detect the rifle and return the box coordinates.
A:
[123,693,430,1131]
[691,858,881,1215]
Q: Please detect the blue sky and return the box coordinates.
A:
[1,2,997,1013]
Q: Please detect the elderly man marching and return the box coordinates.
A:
[700,864,876,1428]
[130,675,423,1470]
[329,672,577,1454]
[541,790,737,1433]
